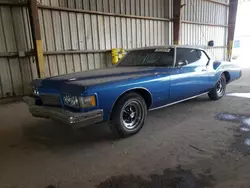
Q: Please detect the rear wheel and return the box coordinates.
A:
[208,74,227,100]
[110,92,147,138]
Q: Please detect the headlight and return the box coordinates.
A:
[63,94,97,108]
[33,88,40,96]
[79,96,96,108]
[63,94,79,108]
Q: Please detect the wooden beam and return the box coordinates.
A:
[28,0,45,78]
[227,0,238,61]
[173,0,182,45]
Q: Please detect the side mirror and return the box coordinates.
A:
[208,40,214,47]
[177,60,188,67]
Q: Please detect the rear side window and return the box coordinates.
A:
[176,48,209,66]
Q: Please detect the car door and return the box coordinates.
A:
[140,48,175,107]
[169,48,210,103]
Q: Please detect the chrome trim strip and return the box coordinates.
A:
[149,92,208,111]
[173,46,177,67]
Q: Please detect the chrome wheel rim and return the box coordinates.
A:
[216,78,224,95]
[121,101,143,130]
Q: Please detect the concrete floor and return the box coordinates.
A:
[0,69,250,188]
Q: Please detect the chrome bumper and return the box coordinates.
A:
[23,96,103,128]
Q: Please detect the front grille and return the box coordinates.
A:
[40,94,61,106]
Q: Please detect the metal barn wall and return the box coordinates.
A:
[181,0,229,60]
[0,4,38,98]
[38,0,173,77]
[0,0,172,98]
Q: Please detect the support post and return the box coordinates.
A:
[173,0,182,45]
[227,0,238,61]
[28,0,45,78]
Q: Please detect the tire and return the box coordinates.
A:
[208,74,227,100]
[110,92,147,138]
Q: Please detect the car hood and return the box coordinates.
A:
[36,67,170,92]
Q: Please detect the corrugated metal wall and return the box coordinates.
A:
[0,0,172,98]
[181,0,229,60]
[0,4,38,98]
[38,0,172,77]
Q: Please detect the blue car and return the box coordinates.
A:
[24,46,242,138]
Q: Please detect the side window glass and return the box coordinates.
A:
[176,48,197,65]
[199,51,209,65]
[176,48,208,66]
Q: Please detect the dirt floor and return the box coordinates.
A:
[0,69,250,188]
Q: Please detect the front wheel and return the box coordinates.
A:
[208,74,227,100]
[110,92,147,138]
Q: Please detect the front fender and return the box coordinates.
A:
[85,75,171,120]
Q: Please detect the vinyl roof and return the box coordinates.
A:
[129,45,206,51]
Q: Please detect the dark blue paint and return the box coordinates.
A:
[32,48,242,121]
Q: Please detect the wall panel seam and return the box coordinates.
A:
[38,5,171,21]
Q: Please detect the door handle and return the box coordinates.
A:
[201,69,207,72]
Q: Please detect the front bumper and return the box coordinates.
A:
[23,96,103,128]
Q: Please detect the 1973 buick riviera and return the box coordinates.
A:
[24,46,242,137]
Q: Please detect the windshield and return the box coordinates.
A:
[117,48,175,67]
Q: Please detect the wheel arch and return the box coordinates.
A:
[109,88,153,120]
[222,71,231,84]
